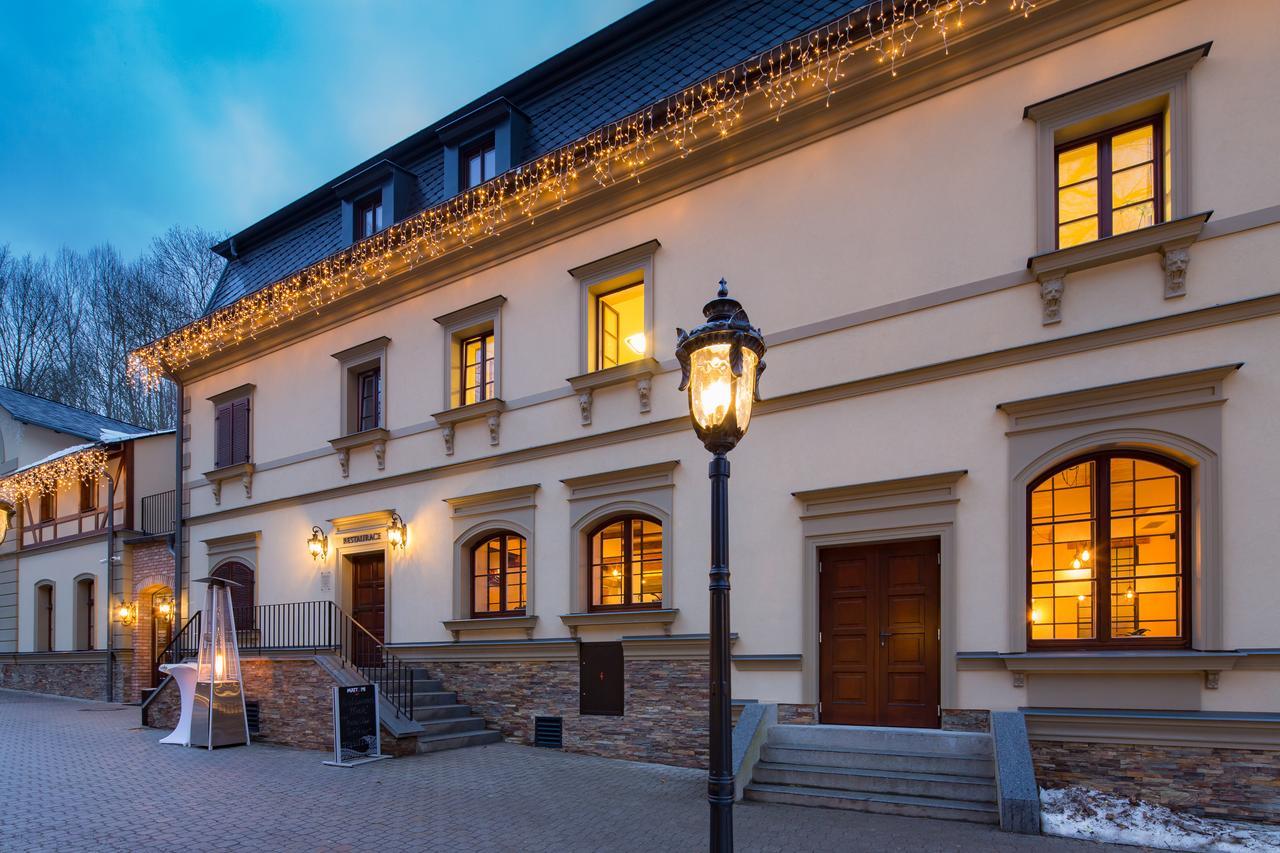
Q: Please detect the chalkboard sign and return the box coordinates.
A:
[324,684,388,767]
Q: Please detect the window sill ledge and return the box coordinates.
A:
[431,399,506,455]
[958,649,1245,688]
[1027,211,1212,324]
[567,358,660,425]
[201,462,254,505]
[442,615,538,640]
[328,428,389,478]
[559,608,678,637]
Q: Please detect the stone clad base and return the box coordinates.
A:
[1,653,129,702]
[427,658,709,768]
[943,709,992,733]
[145,655,346,751]
[1032,739,1280,825]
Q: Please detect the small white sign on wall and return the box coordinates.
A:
[320,571,333,593]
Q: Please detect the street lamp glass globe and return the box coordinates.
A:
[688,343,757,436]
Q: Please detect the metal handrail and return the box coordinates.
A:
[174,600,415,720]
[155,612,201,668]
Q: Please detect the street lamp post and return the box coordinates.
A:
[676,279,766,853]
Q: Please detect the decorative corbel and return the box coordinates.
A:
[442,424,455,456]
[1205,670,1220,690]
[373,438,386,471]
[1011,672,1026,688]
[241,466,253,500]
[637,377,652,414]
[336,448,350,478]
[210,478,222,506]
[487,411,501,446]
[577,390,593,426]
[1161,244,1191,299]
[1039,275,1064,325]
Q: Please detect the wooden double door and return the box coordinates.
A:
[819,539,940,728]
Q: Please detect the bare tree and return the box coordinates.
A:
[0,226,227,431]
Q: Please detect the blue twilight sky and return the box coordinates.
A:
[0,0,647,259]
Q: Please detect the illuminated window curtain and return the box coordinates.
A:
[471,533,526,616]
[1056,119,1162,249]
[1029,452,1187,646]
[590,516,663,610]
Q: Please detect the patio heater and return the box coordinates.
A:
[189,576,250,749]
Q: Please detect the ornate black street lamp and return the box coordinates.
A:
[676,279,766,853]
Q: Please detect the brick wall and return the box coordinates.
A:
[146,655,341,751]
[1,656,127,701]
[128,540,175,703]
[429,658,710,768]
[1032,740,1280,825]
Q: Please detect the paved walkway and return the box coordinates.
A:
[0,690,1146,852]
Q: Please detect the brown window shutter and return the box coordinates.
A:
[231,398,251,464]
[214,402,233,468]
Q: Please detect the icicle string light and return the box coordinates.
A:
[129,0,1034,387]
[0,446,109,507]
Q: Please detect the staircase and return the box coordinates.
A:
[379,668,501,754]
[745,724,999,823]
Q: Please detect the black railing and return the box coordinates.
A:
[159,600,414,720]
[140,490,176,535]
[156,612,201,668]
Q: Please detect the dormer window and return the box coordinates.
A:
[464,140,497,190]
[354,193,384,240]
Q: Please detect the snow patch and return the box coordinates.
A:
[99,428,154,442]
[1041,786,1280,852]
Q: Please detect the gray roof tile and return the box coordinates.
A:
[0,386,149,441]
[206,0,864,313]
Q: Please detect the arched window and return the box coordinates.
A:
[35,583,54,652]
[1028,450,1190,648]
[471,533,526,617]
[74,577,95,651]
[589,515,663,611]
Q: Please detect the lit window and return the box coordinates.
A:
[1029,451,1188,646]
[460,331,495,406]
[355,193,384,240]
[472,533,526,616]
[464,143,497,190]
[1056,119,1162,249]
[594,280,645,371]
[590,515,662,610]
[356,366,382,432]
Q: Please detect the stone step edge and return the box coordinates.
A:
[744,782,999,814]
[755,760,995,787]
[763,743,995,762]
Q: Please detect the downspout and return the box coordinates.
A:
[104,468,116,703]
[172,380,184,629]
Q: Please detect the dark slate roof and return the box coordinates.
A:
[0,386,149,441]
[205,0,863,314]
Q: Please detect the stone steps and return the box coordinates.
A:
[374,669,500,755]
[745,724,998,824]
[745,782,999,823]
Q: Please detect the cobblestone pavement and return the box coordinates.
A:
[0,690,1147,852]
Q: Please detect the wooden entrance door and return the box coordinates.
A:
[819,539,940,728]
[350,553,386,665]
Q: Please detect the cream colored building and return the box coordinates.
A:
[129,0,1280,819]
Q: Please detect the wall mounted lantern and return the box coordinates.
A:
[386,512,408,551]
[674,278,766,853]
[0,500,12,545]
[155,594,174,624]
[116,600,137,627]
[307,526,329,561]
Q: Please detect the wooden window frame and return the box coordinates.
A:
[469,532,527,618]
[79,477,98,513]
[1026,449,1192,650]
[593,280,641,372]
[588,514,663,612]
[38,487,56,523]
[355,366,382,432]
[354,192,384,241]
[462,139,497,190]
[1054,115,1164,249]
[459,330,495,405]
